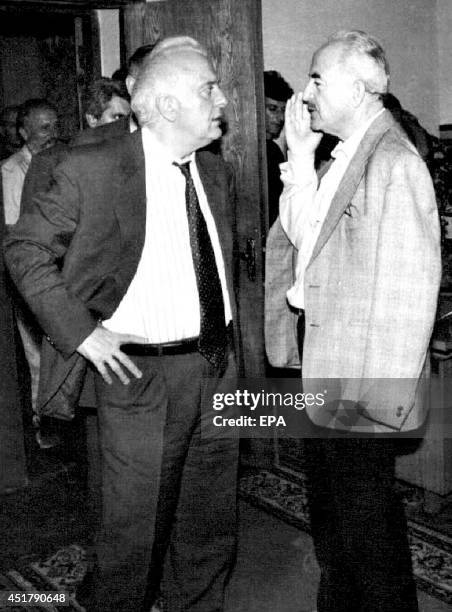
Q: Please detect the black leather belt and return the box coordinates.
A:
[121,322,233,357]
[122,337,199,357]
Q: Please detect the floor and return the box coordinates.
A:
[227,503,451,612]
[0,424,451,612]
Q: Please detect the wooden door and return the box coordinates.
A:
[123,0,267,377]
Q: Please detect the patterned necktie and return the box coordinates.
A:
[173,161,227,367]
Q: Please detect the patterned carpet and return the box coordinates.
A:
[0,545,87,612]
[239,469,452,605]
[1,478,451,609]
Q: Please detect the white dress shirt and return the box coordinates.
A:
[280,108,385,308]
[103,127,232,342]
[1,145,32,225]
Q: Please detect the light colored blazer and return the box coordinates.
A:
[265,111,441,432]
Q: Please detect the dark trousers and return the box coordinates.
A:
[303,436,418,612]
[93,349,239,612]
[297,313,418,611]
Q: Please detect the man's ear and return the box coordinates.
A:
[85,113,98,128]
[125,75,135,96]
[353,80,367,107]
[156,94,179,122]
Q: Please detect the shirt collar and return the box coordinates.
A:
[21,144,33,163]
[141,126,195,166]
[331,107,386,160]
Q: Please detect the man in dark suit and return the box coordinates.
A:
[5,36,239,612]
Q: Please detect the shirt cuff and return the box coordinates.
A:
[280,151,317,187]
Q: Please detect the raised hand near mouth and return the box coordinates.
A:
[285,92,323,157]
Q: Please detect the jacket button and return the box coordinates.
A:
[396,406,404,417]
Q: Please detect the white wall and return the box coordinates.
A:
[262,0,439,135]
[437,0,452,126]
[97,9,121,77]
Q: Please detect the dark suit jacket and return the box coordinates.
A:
[20,117,130,217]
[5,130,238,419]
[71,115,130,146]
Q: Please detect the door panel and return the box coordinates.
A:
[123,0,267,377]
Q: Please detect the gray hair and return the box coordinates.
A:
[325,30,389,96]
[131,36,208,127]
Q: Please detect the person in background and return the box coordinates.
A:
[266,30,440,611]
[5,36,240,612]
[264,70,293,227]
[76,43,157,145]
[1,98,59,448]
[113,42,156,96]
[383,92,452,248]
[15,45,157,458]
[21,43,156,207]
[82,77,130,129]
[383,92,432,161]
[0,105,22,161]
[2,99,58,226]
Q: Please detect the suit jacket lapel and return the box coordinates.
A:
[196,153,231,254]
[196,154,225,236]
[196,152,235,308]
[309,110,395,264]
[113,130,147,281]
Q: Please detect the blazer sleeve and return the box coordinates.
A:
[20,155,51,217]
[20,144,71,217]
[354,151,441,420]
[4,159,98,359]
[363,152,441,379]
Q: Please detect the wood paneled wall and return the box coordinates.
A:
[123,0,268,376]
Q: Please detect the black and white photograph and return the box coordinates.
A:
[1,1,451,611]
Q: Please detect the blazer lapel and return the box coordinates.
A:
[196,153,232,259]
[196,152,235,312]
[309,110,395,264]
[113,130,147,283]
[196,154,227,236]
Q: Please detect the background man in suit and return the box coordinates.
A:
[82,76,130,129]
[265,30,440,611]
[20,43,155,209]
[1,98,59,447]
[2,98,58,226]
[263,70,293,227]
[5,36,239,612]
[0,105,22,161]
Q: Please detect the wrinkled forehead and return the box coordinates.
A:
[310,42,349,80]
[174,51,217,85]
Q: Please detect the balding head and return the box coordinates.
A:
[17,98,58,154]
[131,36,226,158]
[131,37,207,126]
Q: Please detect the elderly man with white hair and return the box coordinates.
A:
[5,36,240,612]
[266,30,440,611]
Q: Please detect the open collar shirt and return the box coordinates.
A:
[103,127,232,343]
[279,108,385,309]
[1,145,32,225]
